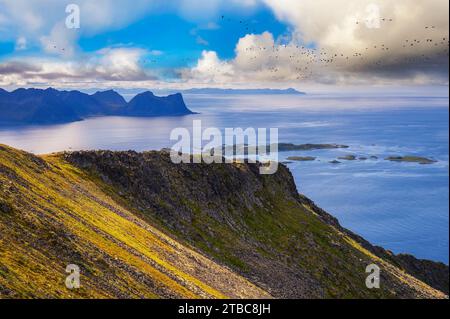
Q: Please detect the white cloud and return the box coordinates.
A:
[183,0,449,86]
[262,0,449,74]
[0,47,157,87]
[93,47,150,81]
[0,0,448,87]
[185,50,234,83]
[183,32,316,85]
[40,22,78,57]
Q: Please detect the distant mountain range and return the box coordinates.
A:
[78,87,306,97]
[0,88,194,125]
[181,88,305,95]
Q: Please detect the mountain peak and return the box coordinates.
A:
[0,87,194,124]
[126,91,193,117]
[135,91,155,97]
[93,89,120,96]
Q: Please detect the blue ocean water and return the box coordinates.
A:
[0,93,448,263]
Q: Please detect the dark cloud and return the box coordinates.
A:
[0,61,42,75]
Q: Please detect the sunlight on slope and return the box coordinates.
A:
[0,144,270,299]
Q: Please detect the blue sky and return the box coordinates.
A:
[0,5,288,64]
[0,0,448,90]
[78,9,288,65]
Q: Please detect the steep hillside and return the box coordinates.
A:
[0,145,268,299]
[0,145,447,299]
[64,150,448,299]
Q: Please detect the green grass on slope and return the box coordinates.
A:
[64,151,446,299]
[0,145,269,299]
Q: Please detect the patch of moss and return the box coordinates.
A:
[0,200,14,214]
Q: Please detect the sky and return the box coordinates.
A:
[0,0,448,91]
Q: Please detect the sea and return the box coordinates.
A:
[0,93,448,263]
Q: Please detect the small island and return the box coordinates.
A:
[329,160,341,164]
[338,155,357,161]
[286,156,317,161]
[211,143,350,155]
[278,143,349,152]
[385,156,438,165]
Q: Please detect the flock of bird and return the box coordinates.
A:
[198,15,450,80]
[48,14,449,81]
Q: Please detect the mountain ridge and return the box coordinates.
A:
[0,88,193,125]
[63,149,447,298]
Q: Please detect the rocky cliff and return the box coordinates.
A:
[64,149,448,298]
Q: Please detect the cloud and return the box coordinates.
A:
[0,1,259,61]
[184,30,448,87]
[0,61,41,75]
[93,47,151,81]
[0,0,257,41]
[0,0,165,58]
[262,0,449,81]
[183,0,449,86]
[15,37,27,51]
[196,36,210,46]
[184,50,234,83]
[40,22,78,57]
[183,32,316,85]
[0,47,158,87]
[0,0,448,88]
[190,22,222,47]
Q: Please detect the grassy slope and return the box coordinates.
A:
[0,145,269,299]
[62,150,447,299]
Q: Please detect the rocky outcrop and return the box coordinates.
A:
[64,150,448,299]
[124,92,193,117]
